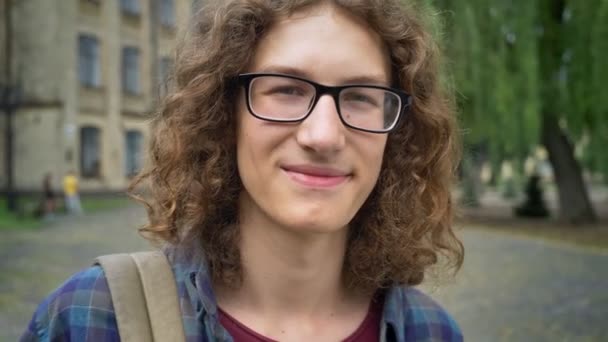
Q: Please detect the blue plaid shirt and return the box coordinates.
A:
[21,247,462,341]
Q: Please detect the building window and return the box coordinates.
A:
[159,0,175,27]
[125,130,143,177]
[80,126,101,178]
[122,46,140,95]
[158,56,173,97]
[78,34,100,87]
[120,0,140,15]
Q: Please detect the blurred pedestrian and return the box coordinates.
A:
[22,1,464,341]
[63,170,83,215]
[41,172,56,220]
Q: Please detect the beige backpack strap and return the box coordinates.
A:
[95,251,186,342]
[95,253,153,342]
[131,251,186,342]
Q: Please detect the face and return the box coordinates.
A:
[236,4,391,234]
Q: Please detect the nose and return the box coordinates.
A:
[296,94,346,155]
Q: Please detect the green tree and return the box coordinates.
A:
[537,0,596,223]
[435,0,603,223]
[439,0,540,204]
[565,0,608,180]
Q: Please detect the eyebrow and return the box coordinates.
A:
[255,65,389,86]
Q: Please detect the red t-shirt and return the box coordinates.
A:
[218,298,382,342]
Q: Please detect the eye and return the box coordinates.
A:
[269,86,307,96]
[347,93,371,103]
[343,92,379,106]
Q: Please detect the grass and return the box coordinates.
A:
[5,191,607,251]
[80,196,133,212]
[0,198,41,230]
[460,218,608,252]
[0,195,133,230]
[458,186,608,251]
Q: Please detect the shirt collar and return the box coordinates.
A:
[165,245,219,316]
[382,286,407,341]
[166,244,408,341]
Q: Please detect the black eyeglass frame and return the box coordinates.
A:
[237,73,412,134]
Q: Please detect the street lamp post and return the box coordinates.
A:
[1,83,22,212]
[2,0,22,212]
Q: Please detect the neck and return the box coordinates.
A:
[246,221,348,314]
[215,203,354,318]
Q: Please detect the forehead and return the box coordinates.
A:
[248,4,391,85]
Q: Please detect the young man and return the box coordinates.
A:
[22,1,464,340]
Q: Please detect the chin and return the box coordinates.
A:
[286,223,347,235]
[278,210,350,235]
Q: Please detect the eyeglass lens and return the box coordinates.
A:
[248,76,401,131]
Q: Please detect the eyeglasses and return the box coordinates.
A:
[237,73,411,134]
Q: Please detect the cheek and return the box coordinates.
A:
[236,115,257,175]
[235,111,283,181]
[363,136,388,178]
[236,104,255,178]
[235,95,248,142]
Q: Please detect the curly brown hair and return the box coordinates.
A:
[130,0,463,291]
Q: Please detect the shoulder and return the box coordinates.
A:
[390,287,463,342]
[21,266,119,341]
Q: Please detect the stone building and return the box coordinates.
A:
[0,0,197,193]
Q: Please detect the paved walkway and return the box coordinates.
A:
[424,228,608,341]
[0,205,149,341]
[1,205,607,341]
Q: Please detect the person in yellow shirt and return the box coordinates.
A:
[63,170,83,215]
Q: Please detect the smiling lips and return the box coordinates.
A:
[282,165,351,188]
